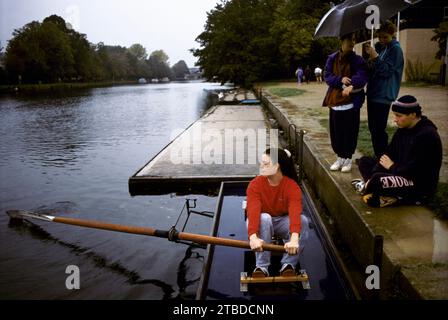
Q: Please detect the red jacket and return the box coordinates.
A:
[246,175,302,238]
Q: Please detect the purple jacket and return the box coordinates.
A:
[324,51,368,110]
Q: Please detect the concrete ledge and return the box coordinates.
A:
[260,90,448,299]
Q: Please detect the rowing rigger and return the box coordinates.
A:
[6,210,286,253]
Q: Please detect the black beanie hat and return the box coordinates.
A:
[391,95,421,114]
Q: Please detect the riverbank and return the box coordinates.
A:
[258,81,448,299]
[0,82,222,299]
[0,80,141,95]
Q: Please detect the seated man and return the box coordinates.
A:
[352,95,442,207]
[246,148,308,277]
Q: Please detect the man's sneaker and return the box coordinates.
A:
[252,266,269,278]
[379,196,398,207]
[341,158,352,173]
[330,157,344,171]
[279,263,296,277]
[362,193,398,207]
[351,179,366,195]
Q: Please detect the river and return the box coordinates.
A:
[0,81,228,299]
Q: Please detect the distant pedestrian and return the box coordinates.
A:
[295,67,303,86]
[351,95,442,207]
[304,66,312,84]
[314,66,323,84]
[323,33,368,173]
[364,20,404,158]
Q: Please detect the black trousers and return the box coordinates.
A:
[367,100,391,158]
[329,107,360,159]
[358,156,417,200]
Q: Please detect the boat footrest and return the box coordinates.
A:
[240,270,310,292]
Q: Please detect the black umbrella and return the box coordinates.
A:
[314,0,421,39]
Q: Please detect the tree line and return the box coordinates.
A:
[193,0,342,87]
[0,15,191,85]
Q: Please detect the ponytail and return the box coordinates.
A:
[264,148,299,184]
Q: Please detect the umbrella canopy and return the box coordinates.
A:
[314,0,418,38]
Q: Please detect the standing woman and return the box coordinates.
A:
[323,33,368,172]
[246,148,308,277]
[364,21,404,158]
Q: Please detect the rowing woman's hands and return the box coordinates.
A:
[284,233,300,255]
[249,234,264,252]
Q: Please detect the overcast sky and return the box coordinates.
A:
[0,0,221,67]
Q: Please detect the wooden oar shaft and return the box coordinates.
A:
[177,232,285,252]
[53,217,157,237]
[49,216,285,253]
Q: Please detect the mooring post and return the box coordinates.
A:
[298,129,306,184]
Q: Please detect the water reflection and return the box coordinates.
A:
[0,82,228,299]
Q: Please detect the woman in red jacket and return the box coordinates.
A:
[246,148,307,277]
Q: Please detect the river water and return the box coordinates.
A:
[0,81,228,299]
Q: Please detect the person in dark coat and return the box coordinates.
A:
[323,33,369,173]
[304,65,312,84]
[352,95,442,207]
[364,21,404,158]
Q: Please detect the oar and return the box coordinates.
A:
[6,210,286,253]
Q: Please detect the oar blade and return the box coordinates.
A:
[6,210,25,220]
[6,210,54,222]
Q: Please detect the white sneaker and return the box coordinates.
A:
[330,157,344,171]
[341,158,352,173]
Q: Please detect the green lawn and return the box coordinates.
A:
[267,87,306,97]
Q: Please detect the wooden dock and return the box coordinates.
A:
[129,104,274,195]
[217,89,259,104]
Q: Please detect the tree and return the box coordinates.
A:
[0,42,6,84]
[193,0,336,87]
[67,31,96,80]
[431,21,448,60]
[2,14,182,84]
[148,50,173,79]
[105,45,131,80]
[193,0,281,87]
[128,43,147,60]
[5,19,74,83]
[39,20,75,81]
[150,50,169,65]
[172,60,190,79]
[269,0,335,75]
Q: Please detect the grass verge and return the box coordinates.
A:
[268,87,306,97]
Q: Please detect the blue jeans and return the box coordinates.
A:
[247,213,309,270]
[367,100,391,158]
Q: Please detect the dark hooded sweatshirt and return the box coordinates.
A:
[384,116,442,197]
